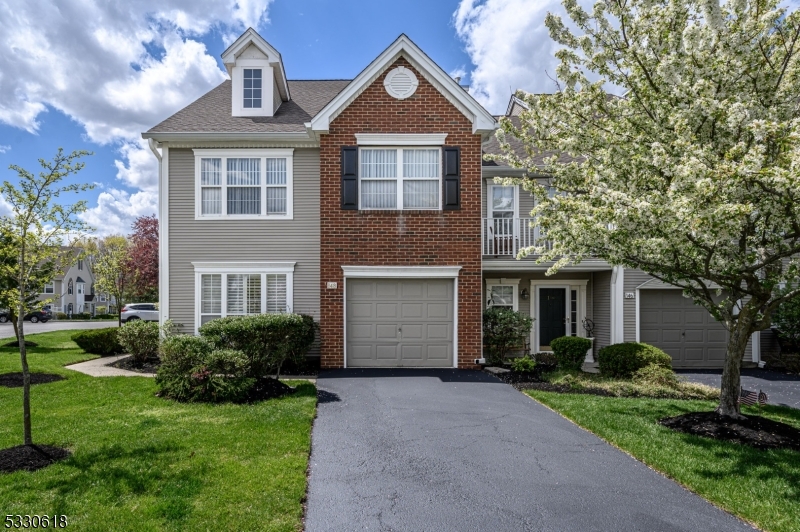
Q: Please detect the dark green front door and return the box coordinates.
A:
[540,288,566,349]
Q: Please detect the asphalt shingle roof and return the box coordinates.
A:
[146,79,351,133]
[482,116,582,169]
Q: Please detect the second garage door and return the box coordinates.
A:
[346,279,454,367]
[639,289,728,368]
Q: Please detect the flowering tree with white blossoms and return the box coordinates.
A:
[495,0,800,417]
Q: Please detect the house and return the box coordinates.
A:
[143,28,764,369]
[36,247,112,315]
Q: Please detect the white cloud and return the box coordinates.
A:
[454,0,565,114]
[0,0,273,229]
[80,189,159,237]
[0,145,10,153]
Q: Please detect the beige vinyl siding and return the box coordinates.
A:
[593,270,612,355]
[167,147,320,337]
[624,268,651,342]
[481,179,535,218]
[273,77,281,113]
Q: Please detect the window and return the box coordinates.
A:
[78,259,83,270]
[243,68,262,108]
[488,185,517,219]
[194,149,293,219]
[194,262,295,331]
[42,282,54,294]
[77,283,84,295]
[360,148,440,210]
[485,278,520,311]
[570,289,578,336]
[68,280,73,295]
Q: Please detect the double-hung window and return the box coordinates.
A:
[360,148,440,210]
[194,262,295,331]
[486,278,520,311]
[194,149,293,219]
[243,68,262,109]
[42,282,54,294]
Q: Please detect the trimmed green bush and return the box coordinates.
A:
[550,336,592,371]
[93,313,117,320]
[55,312,68,320]
[511,355,536,373]
[598,342,672,378]
[199,313,316,378]
[632,363,680,388]
[117,319,160,362]
[156,335,254,402]
[482,308,534,365]
[71,328,123,356]
[72,312,91,320]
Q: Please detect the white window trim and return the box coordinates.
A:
[193,149,294,220]
[77,283,85,295]
[192,261,295,334]
[231,62,275,117]
[485,278,520,311]
[358,146,442,211]
[487,183,519,219]
[530,279,589,353]
[355,133,447,145]
[42,282,54,295]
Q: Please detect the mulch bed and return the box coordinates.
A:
[512,381,615,396]
[659,411,800,451]
[111,356,160,374]
[0,444,71,473]
[2,340,39,348]
[0,372,64,388]
[246,377,296,402]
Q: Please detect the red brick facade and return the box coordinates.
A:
[319,57,482,369]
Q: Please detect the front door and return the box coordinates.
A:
[539,288,566,350]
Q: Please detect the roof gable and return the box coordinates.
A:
[221,28,290,102]
[309,34,496,136]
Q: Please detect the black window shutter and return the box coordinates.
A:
[341,147,358,210]
[443,146,460,210]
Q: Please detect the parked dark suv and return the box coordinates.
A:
[0,308,52,323]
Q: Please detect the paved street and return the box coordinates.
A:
[678,368,800,409]
[306,369,752,532]
[0,320,118,339]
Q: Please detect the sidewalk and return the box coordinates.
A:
[66,355,155,377]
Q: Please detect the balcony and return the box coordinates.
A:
[482,217,551,257]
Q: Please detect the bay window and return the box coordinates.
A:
[360,147,440,210]
[194,149,293,219]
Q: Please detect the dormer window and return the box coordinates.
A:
[243,69,262,109]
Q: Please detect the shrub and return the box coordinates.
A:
[550,336,592,371]
[199,313,316,378]
[72,312,91,320]
[93,313,117,320]
[482,308,534,365]
[96,306,107,314]
[156,335,254,402]
[510,355,536,373]
[117,319,160,362]
[598,342,672,378]
[71,328,123,356]
[534,351,558,367]
[632,364,680,388]
[55,312,67,320]
[773,293,800,353]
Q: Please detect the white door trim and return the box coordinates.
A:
[531,279,588,352]
[342,266,461,368]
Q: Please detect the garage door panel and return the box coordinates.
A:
[640,289,729,368]
[347,279,454,368]
[376,324,398,339]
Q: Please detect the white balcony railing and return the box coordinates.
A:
[482,217,551,257]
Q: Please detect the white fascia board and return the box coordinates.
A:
[355,133,447,145]
[220,28,291,101]
[310,34,496,135]
[141,131,312,142]
[192,261,296,273]
[481,260,613,272]
[342,265,462,278]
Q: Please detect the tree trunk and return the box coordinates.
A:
[716,313,754,419]
[11,313,19,343]
[18,299,31,445]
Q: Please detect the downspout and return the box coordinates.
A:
[148,139,165,327]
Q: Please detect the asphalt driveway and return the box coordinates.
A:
[306,369,752,532]
[677,368,800,409]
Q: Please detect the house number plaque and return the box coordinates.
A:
[625,292,635,299]
[326,282,338,289]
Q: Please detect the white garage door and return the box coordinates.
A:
[639,289,728,368]
[346,279,454,367]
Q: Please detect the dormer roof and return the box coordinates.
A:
[221,28,290,102]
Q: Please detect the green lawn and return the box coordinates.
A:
[0,330,316,532]
[527,391,800,532]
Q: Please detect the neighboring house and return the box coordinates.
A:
[143,28,763,369]
[36,247,115,316]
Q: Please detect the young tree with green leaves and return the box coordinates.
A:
[495,0,800,417]
[92,235,131,327]
[0,148,93,445]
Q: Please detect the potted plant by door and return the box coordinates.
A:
[582,318,595,363]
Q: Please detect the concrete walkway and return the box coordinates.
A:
[66,355,155,377]
[306,369,752,532]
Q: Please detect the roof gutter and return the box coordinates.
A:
[141,131,314,143]
[147,138,162,162]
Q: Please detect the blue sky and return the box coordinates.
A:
[0,0,563,235]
